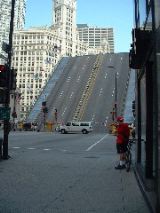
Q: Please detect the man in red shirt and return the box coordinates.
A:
[115,116,130,169]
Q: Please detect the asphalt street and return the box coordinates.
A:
[0,131,150,213]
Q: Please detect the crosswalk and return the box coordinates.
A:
[10,146,68,152]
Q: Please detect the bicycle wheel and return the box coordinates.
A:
[125,151,132,172]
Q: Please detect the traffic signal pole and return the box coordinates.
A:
[3,0,15,159]
[114,72,118,118]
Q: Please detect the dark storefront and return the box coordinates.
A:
[130,1,160,212]
[155,1,160,212]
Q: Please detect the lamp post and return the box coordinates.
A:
[114,71,118,118]
[3,0,16,159]
[108,65,118,120]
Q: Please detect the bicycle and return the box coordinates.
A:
[125,138,135,172]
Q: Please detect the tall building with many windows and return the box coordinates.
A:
[77,24,114,54]
[0,0,26,64]
[52,0,78,56]
[14,0,26,29]
[12,27,62,119]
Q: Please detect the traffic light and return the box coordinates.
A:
[2,42,10,53]
[129,28,152,69]
[0,64,8,88]
[10,68,17,90]
[42,101,48,113]
[42,101,46,106]
[43,107,48,113]
[12,111,17,118]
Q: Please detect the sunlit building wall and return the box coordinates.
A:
[52,0,78,56]
[12,27,62,119]
[77,24,114,54]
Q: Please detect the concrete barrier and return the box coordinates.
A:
[46,122,53,132]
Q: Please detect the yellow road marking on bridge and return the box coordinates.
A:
[73,54,104,121]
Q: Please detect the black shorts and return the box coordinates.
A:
[116,143,128,154]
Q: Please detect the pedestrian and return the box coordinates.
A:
[115,116,130,170]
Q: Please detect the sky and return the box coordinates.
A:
[25,0,134,53]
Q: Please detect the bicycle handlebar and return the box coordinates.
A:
[128,138,136,144]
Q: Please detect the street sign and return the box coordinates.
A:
[0,54,7,60]
[2,42,9,53]
[0,107,10,120]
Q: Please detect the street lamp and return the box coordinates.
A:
[108,65,118,120]
[114,71,118,118]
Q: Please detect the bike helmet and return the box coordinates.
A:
[117,116,124,122]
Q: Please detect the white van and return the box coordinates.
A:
[59,121,93,134]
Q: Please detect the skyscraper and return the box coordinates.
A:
[52,0,77,56]
[0,0,26,64]
[14,0,26,30]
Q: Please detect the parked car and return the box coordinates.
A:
[59,121,93,134]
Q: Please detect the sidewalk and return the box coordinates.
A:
[100,134,151,213]
[112,164,151,213]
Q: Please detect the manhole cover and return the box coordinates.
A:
[84,156,99,159]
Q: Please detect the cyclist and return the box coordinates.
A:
[115,116,130,170]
